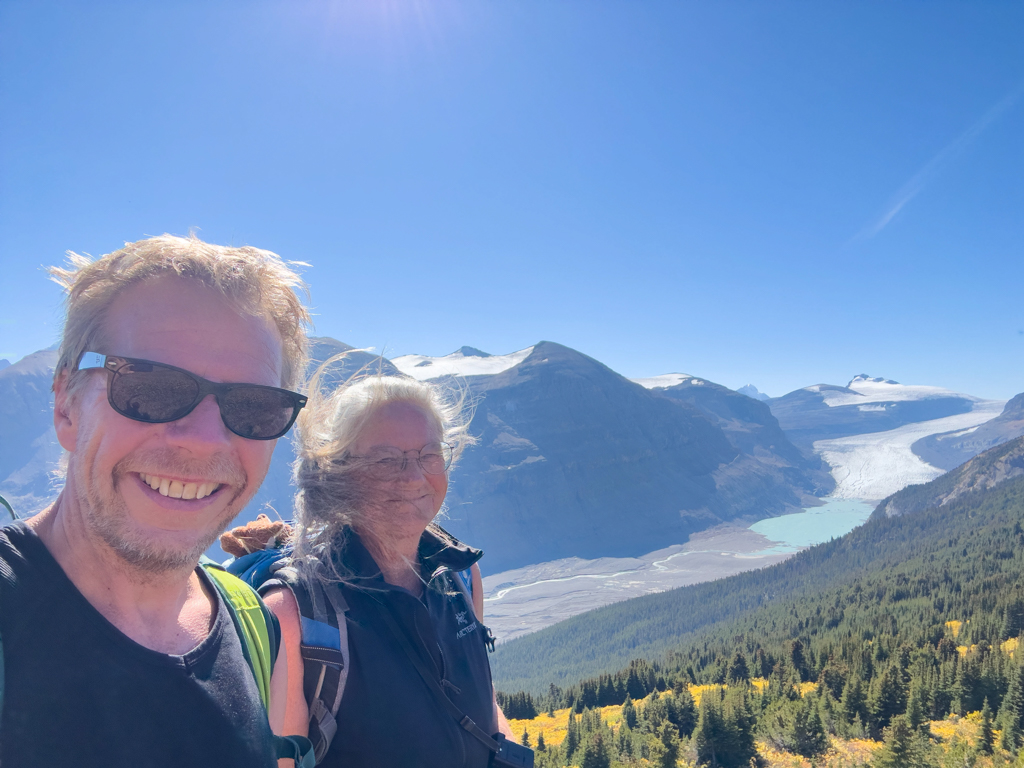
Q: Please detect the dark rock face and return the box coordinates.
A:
[0,350,61,517]
[875,435,1024,519]
[768,385,975,450]
[440,343,824,573]
[653,377,834,498]
[912,393,1024,470]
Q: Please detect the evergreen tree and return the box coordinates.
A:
[622,696,638,730]
[536,732,545,753]
[694,690,727,767]
[793,698,828,757]
[520,729,530,749]
[657,723,680,768]
[1002,598,1024,640]
[841,675,867,729]
[869,663,907,736]
[873,715,927,768]
[726,651,749,683]
[579,731,611,768]
[906,679,927,732]
[563,713,580,762]
[666,687,697,737]
[626,666,646,701]
[979,698,994,755]
[721,688,758,768]
[1000,661,1024,752]
[790,639,808,682]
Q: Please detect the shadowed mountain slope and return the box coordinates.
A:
[650,375,833,495]
[441,342,824,573]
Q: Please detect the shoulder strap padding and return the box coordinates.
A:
[202,563,278,710]
[262,565,350,764]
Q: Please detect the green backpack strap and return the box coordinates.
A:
[202,562,276,707]
[201,561,316,768]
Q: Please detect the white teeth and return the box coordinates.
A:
[196,482,221,499]
[139,473,219,500]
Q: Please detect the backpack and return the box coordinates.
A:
[226,547,351,765]
[225,543,479,765]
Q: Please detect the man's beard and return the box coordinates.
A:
[81,448,249,574]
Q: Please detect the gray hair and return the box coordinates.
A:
[289,355,476,582]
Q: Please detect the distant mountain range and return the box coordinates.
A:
[3,341,1021,576]
[766,374,983,449]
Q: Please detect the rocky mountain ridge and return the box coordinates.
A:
[873,434,1024,520]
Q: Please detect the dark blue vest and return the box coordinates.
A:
[322,526,498,768]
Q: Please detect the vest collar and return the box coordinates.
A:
[339,524,483,585]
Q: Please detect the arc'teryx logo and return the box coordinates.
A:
[455,611,469,625]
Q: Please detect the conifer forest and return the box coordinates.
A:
[494,474,1024,766]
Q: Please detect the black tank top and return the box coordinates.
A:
[0,522,277,768]
[321,527,499,768]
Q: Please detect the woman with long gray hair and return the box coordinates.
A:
[262,363,516,768]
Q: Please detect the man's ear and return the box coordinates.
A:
[54,370,79,452]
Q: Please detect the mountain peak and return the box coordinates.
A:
[632,373,697,390]
[0,359,10,371]
[736,384,770,401]
[848,374,899,387]
[456,346,490,358]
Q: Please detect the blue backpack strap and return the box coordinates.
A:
[262,565,350,765]
[456,567,474,598]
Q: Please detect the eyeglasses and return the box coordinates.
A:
[351,442,453,478]
[77,352,307,441]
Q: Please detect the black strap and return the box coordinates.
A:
[372,595,501,754]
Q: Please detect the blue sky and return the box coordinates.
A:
[1,1,1022,399]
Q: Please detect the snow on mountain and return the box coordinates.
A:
[392,346,534,381]
[814,398,1006,501]
[736,384,770,401]
[631,373,700,389]
[811,374,979,409]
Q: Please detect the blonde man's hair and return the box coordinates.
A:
[50,234,311,396]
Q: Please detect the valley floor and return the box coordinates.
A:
[482,525,793,643]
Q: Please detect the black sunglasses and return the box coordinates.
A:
[78,352,307,440]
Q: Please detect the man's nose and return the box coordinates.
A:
[165,395,233,449]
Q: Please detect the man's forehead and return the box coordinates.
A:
[102,276,284,385]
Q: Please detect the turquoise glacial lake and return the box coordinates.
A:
[748,498,875,553]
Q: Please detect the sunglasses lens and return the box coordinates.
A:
[109,363,200,422]
[220,386,299,439]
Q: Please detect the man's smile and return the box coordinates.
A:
[138,472,224,500]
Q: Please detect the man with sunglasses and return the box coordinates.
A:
[0,235,310,767]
